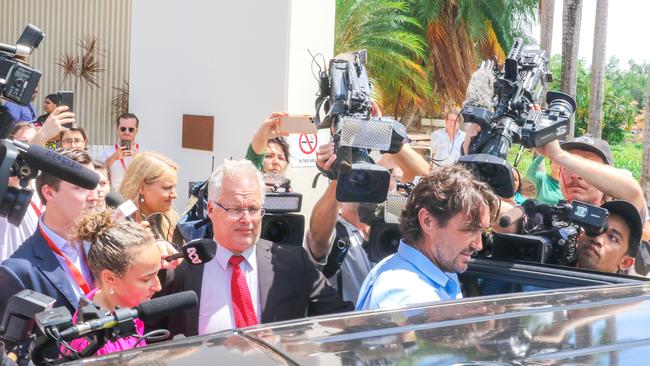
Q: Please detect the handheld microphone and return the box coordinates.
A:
[164,238,216,265]
[59,291,198,340]
[105,192,137,221]
[12,142,100,190]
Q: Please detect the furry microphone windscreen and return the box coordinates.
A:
[464,61,496,111]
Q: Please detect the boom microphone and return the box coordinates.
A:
[464,60,495,111]
[59,291,198,340]
[14,142,99,190]
[164,238,215,265]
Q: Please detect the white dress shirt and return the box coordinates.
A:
[0,194,43,261]
[39,219,93,301]
[198,242,260,335]
[430,128,466,166]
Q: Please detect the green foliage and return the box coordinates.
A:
[611,140,643,180]
[335,0,431,107]
[548,55,647,144]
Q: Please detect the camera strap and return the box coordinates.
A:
[322,221,351,297]
[39,224,92,295]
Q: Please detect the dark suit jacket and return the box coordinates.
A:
[0,230,80,317]
[160,239,353,336]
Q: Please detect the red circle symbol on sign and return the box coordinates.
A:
[298,133,318,154]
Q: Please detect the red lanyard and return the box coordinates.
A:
[114,143,139,170]
[39,224,92,294]
[30,201,43,217]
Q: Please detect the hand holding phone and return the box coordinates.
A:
[120,139,132,156]
[279,115,317,134]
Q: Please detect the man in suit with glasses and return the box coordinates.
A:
[99,112,141,190]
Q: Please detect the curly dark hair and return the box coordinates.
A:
[400,165,500,245]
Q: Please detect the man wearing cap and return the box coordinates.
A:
[535,135,646,214]
[575,200,642,274]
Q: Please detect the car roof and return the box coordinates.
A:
[67,282,650,365]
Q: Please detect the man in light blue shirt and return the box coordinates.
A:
[356,165,500,310]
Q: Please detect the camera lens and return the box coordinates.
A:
[263,217,290,243]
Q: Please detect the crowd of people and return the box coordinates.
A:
[0,92,648,360]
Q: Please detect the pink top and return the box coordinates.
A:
[64,288,146,356]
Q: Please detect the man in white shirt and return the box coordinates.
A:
[0,149,99,316]
[430,110,465,166]
[99,113,141,190]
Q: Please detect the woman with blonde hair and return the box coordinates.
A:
[65,210,162,355]
[119,151,181,244]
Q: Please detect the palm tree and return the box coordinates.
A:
[587,0,608,138]
[539,0,555,53]
[641,65,650,203]
[561,0,583,138]
[334,0,431,120]
[411,0,537,119]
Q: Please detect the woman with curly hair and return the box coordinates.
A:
[65,210,162,356]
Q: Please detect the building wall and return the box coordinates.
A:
[0,0,131,145]
[130,0,335,214]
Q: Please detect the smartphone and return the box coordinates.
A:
[120,139,132,150]
[280,115,317,134]
[57,91,74,128]
[57,91,74,112]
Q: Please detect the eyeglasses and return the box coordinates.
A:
[214,202,265,219]
[120,127,136,133]
[62,138,84,145]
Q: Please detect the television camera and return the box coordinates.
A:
[314,50,407,203]
[362,182,414,263]
[482,199,609,265]
[0,24,44,106]
[459,38,576,198]
[260,174,304,246]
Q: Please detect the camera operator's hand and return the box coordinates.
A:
[462,123,481,155]
[316,142,337,172]
[30,106,74,145]
[533,139,565,162]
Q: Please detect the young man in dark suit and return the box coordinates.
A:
[161,159,353,336]
[0,149,99,316]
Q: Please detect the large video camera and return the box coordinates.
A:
[315,50,407,203]
[363,182,414,263]
[482,200,608,265]
[260,174,304,246]
[459,38,576,197]
[0,24,44,106]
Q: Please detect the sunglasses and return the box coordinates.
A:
[120,127,136,133]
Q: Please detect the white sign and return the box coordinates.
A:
[289,129,330,167]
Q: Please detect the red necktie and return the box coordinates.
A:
[229,255,258,328]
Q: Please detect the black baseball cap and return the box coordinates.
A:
[561,134,613,165]
[601,200,643,255]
